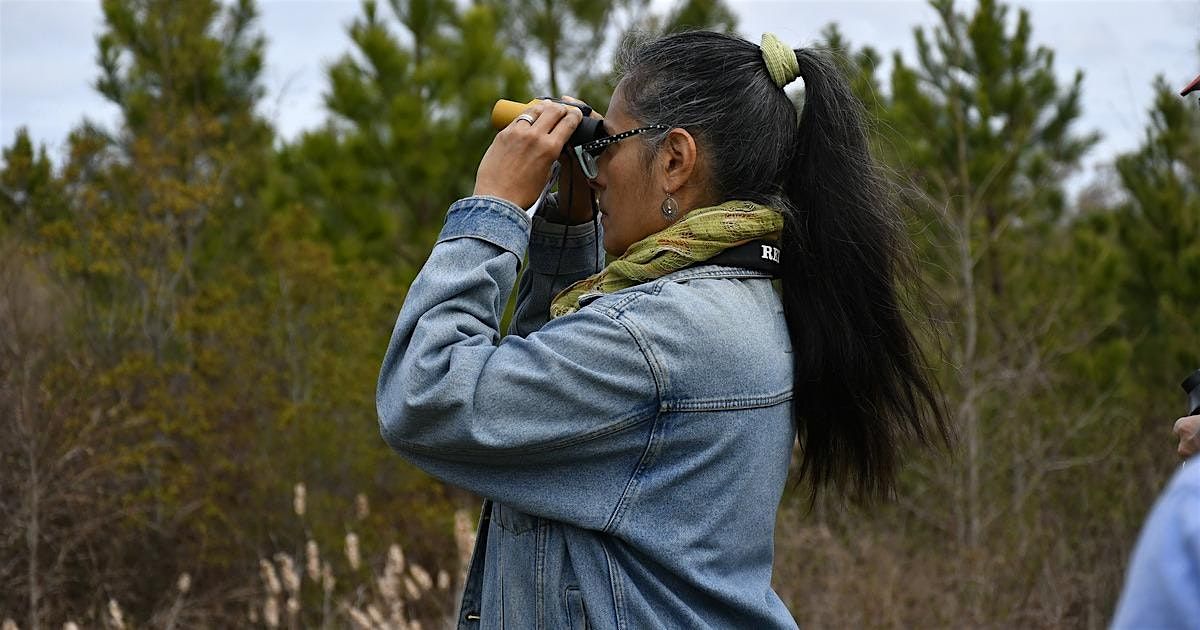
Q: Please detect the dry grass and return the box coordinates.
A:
[1,484,474,629]
[773,498,1129,629]
[2,474,1141,628]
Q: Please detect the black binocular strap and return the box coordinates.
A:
[697,240,782,278]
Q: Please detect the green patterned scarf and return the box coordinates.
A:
[549,200,784,318]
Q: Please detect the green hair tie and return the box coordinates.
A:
[760,33,799,89]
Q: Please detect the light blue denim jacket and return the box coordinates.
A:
[377,195,798,629]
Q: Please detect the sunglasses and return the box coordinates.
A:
[572,124,670,180]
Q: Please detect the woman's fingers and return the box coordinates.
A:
[529,100,583,148]
[508,100,568,133]
[510,100,580,157]
[559,94,605,120]
[547,106,583,148]
[474,100,582,208]
[529,100,568,133]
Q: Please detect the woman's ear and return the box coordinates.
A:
[659,128,699,194]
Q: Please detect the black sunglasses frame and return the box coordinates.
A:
[572,124,670,180]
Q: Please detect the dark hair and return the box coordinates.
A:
[616,31,950,501]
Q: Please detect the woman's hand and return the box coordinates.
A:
[474,100,583,210]
[547,95,605,226]
[1174,415,1200,459]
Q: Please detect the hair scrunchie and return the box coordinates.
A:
[760,33,799,89]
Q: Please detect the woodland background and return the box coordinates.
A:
[2,0,1198,627]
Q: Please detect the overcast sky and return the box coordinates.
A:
[2,0,1198,188]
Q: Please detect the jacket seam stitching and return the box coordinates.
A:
[601,539,628,630]
[601,307,665,535]
[662,390,793,411]
[603,297,668,391]
[535,522,546,630]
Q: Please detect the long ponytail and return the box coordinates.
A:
[782,49,949,500]
[617,32,950,502]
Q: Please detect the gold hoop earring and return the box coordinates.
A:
[661,193,679,221]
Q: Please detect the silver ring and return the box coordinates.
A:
[515,113,537,126]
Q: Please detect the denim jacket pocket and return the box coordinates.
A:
[564,587,588,630]
[494,502,540,535]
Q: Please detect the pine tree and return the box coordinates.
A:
[58,0,274,359]
[1112,77,1200,439]
[7,0,281,615]
[0,129,66,239]
[274,0,530,268]
[796,3,1135,625]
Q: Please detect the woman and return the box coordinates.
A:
[377,31,948,628]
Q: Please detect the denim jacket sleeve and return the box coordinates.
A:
[510,193,607,336]
[377,195,659,531]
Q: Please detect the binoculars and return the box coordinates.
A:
[491,98,606,148]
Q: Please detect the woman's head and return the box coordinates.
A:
[596,31,950,502]
[587,86,707,256]
[589,31,799,255]
[613,31,799,208]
